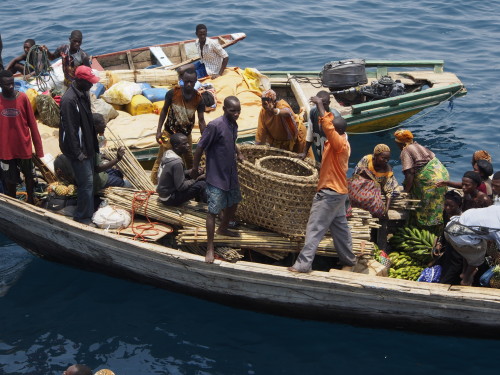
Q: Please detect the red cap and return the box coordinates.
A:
[74,65,100,84]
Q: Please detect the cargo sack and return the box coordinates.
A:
[91,98,119,124]
[348,174,385,218]
[92,205,131,229]
[101,81,142,105]
[36,94,60,128]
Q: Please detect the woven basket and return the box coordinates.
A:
[237,145,318,238]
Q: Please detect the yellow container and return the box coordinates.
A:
[25,88,38,113]
[152,100,165,114]
[125,95,154,116]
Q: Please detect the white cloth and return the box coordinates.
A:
[493,195,500,206]
[195,38,228,76]
[448,205,500,246]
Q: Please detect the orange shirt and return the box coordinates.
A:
[316,112,350,194]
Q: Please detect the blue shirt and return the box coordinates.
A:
[197,114,239,191]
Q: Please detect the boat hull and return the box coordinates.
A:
[1,194,499,338]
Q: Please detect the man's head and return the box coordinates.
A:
[462,170,481,194]
[492,171,500,196]
[333,116,347,135]
[0,69,15,98]
[316,90,331,109]
[23,39,35,54]
[261,89,277,111]
[223,96,241,123]
[195,24,208,43]
[181,68,197,95]
[170,133,190,156]
[74,65,99,92]
[93,113,106,134]
[69,30,83,52]
[444,190,462,217]
[63,364,93,375]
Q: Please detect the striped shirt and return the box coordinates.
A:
[195,38,228,76]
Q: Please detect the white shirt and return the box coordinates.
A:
[448,205,500,246]
[195,38,228,76]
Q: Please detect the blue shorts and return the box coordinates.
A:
[206,183,242,215]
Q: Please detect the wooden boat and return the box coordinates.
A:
[91,33,246,71]
[129,60,466,162]
[1,193,499,338]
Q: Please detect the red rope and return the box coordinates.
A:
[129,190,173,241]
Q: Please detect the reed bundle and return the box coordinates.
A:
[97,69,178,88]
[383,192,421,211]
[102,130,155,191]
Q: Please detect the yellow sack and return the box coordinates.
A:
[25,88,38,113]
[242,67,271,92]
[101,81,142,105]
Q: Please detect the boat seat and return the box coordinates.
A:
[149,46,173,67]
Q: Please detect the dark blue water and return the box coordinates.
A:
[1,0,500,374]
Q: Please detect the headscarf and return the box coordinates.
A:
[394,129,414,145]
[463,171,481,186]
[373,144,391,155]
[261,89,277,101]
[476,159,493,177]
[473,150,492,163]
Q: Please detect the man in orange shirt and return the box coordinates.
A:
[288,96,355,273]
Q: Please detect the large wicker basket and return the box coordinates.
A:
[237,145,318,238]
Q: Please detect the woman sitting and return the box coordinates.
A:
[394,129,449,228]
[350,144,399,218]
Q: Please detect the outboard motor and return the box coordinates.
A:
[320,59,368,106]
[361,75,405,101]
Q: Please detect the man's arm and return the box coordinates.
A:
[197,101,207,133]
[60,98,84,159]
[96,147,124,172]
[190,146,204,179]
[23,94,44,158]
[5,54,26,71]
[155,90,173,144]
[217,56,229,77]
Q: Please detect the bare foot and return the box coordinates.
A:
[460,267,478,286]
[341,265,354,272]
[287,266,300,273]
[216,228,240,237]
[205,248,215,263]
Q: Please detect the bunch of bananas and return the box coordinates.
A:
[389,266,424,281]
[388,226,436,263]
[388,252,414,269]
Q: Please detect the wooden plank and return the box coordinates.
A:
[126,50,135,70]
[287,74,311,114]
[179,42,187,62]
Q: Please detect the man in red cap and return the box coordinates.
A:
[59,65,100,225]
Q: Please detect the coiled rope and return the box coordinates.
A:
[23,45,55,92]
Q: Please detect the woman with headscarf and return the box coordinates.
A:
[394,129,449,227]
[350,143,399,218]
[255,89,313,159]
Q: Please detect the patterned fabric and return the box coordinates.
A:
[261,89,277,101]
[400,142,435,171]
[195,38,228,76]
[373,143,390,155]
[410,157,449,226]
[164,86,203,136]
[348,174,385,217]
[473,150,492,163]
[206,183,242,215]
[353,154,399,199]
[417,265,442,282]
[53,44,90,85]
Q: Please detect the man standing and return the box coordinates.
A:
[195,24,229,79]
[0,70,44,204]
[289,96,355,273]
[191,96,244,263]
[151,68,206,184]
[157,133,206,206]
[45,30,91,87]
[300,90,341,163]
[59,65,100,225]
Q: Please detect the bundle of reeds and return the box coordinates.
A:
[383,192,420,211]
[102,130,155,191]
[97,69,178,88]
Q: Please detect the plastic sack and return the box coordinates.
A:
[92,205,131,229]
[242,67,271,92]
[91,97,119,123]
[91,82,106,99]
[36,94,60,128]
[101,81,142,105]
[480,266,496,287]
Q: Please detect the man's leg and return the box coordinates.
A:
[217,203,239,237]
[206,212,217,263]
[150,142,169,185]
[167,181,206,206]
[71,158,94,224]
[290,190,334,272]
[19,159,35,204]
[327,193,355,268]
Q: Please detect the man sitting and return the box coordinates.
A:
[157,133,206,206]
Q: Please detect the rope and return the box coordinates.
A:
[129,190,173,241]
[23,45,55,92]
